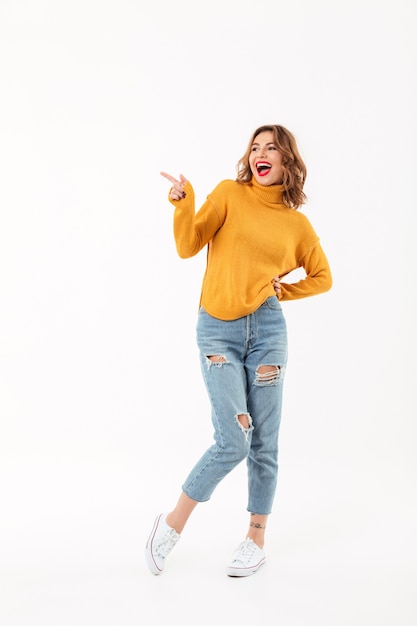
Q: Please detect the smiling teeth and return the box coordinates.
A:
[257,162,271,171]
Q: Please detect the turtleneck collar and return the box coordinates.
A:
[249,176,285,206]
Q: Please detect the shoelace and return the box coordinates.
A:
[233,539,256,564]
[155,529,180,558]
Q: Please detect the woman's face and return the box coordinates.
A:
[249,131,284,185]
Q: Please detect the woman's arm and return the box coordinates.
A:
[160,171,223,259]
[274,242,332,300]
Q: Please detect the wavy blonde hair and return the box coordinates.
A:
[236,124,307,209]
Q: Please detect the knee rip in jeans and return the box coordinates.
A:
[206,354,228,368]
[236,413,253,442]
[255,364,282,386]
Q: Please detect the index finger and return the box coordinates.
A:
[160,171,180,185]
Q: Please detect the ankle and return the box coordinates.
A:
[247,535,264,549]
[247,514,267,548]
[165,512,176,531]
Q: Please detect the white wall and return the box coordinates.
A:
[0,1,415,624]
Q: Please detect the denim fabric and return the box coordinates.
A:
[182,296,288,515]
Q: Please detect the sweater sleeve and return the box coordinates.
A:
[279,240,332,301]
[171,181,224,258]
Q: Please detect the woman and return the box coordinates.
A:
[145,124,332,577]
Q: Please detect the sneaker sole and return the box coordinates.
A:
[145,514,164,575]
[227,558,266,577]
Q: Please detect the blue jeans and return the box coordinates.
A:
[182,296,288,515]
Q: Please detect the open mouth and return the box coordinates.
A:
[256,161,272,176]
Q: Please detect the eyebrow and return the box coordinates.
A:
[252,142,276,146]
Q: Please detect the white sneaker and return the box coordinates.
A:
[145,513,181,575]
[226,538,266,577]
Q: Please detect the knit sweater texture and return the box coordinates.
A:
[171,177,332,321]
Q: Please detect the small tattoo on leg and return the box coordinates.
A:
[250,522,266,529]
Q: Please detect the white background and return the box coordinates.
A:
[0,0,416,624]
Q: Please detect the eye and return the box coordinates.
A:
[268,146,277,150]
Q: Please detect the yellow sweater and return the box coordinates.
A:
[171,177,332,321]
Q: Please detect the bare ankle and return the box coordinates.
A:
[247,514,267,548]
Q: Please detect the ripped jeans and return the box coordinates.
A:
[182,296,288,515]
